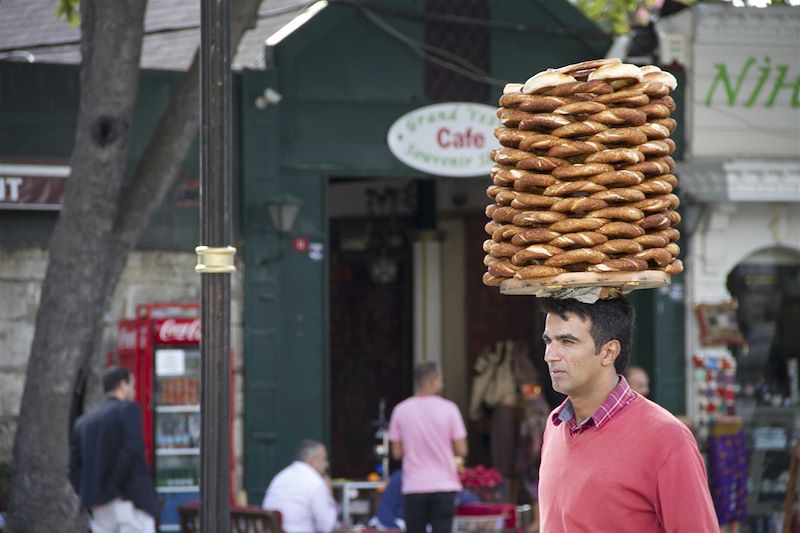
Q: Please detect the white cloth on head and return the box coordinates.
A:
[89,498,155,533]
[262,461,338,533]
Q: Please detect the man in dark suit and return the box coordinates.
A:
[69,366,157,533]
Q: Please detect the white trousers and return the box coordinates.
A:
[90,498,155,533]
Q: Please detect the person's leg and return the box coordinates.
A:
[428,492,457,533]
[404,493,428,533]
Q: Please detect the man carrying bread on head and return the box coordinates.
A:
[537,296,719,532]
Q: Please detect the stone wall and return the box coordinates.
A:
[0,246,245,491]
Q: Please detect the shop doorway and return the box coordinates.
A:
[727,246,800,406]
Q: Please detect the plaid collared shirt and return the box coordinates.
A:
[552,376,637,437]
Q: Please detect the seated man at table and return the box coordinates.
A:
[262,440,338,533]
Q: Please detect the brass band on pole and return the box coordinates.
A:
[195,245,237,274]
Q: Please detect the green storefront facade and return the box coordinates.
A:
[0,0,687,504]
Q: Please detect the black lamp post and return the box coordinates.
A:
[197,0,233,530]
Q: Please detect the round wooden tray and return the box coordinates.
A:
[499,270,670,298]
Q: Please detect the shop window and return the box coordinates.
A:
[727,246,800,408]
[424,0,490,102]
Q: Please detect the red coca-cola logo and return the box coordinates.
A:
[156,318,201,344]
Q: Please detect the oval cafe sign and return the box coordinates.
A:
[387,102,499,178]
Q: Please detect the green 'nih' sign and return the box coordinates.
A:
[705,57,800,108]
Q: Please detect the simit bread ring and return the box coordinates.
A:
[492,224,526,242]
[497,108,538,128]
[544,248,609,267]
[652,156,677,172]
[552,163,614,180]
[487,241,523,258]
[588,62,644,85]
[490,206,523,224]
[594,88,648,104]
[512,210,568,226]
[597,221,646,238]
[522,70,577,94]
[485,220,500,236]
[498,93,570,112]
[653,118,677,133]
[653,173,678,188]
[519,113,574,130]
[488,186,509,202]
[627,81,670,98]
[518,135,563,152]
[548,141,605,158]
[491,147,533,166]
[637,139,676,157]
[514,174,557,192]
[551,121,610,138]
[517,155,570,172]
[652,228,680,242]
[633,178,674,195]
[641,67,678,91]
[590,187,645,203]
[624,160,672,176]
[650,96,676,112]
[635,248,673,267]
[634,234,670,249]
[554,58,621,77]
[637,212,671,230]
[589,169,645,187]
[485,256,521,278]
[551,197,609,213]
[665,242,681,257]
[543,180,607,196]
[612,94,651,107]
[482,272,507,287]
[630,197,672,213]
[550,217,609,233]
[511,192,560,209]
[637,122,671,140]
[588,206,645,222]
[553,101,608,116]
[654,193,680,209]
[514,265,568,279]
[665,210,682,225]
[659,259,684,274]
[546,80,614,96]
[588,127,649,146]
[512,228,562,246]
[512,244,565,266]
[593,239,643,255]
[585,148,645,165]
[588,257,649,272]
[492,165,556,188]
[637,103,671,120]
[548,231,608,249]
[588,108,647,126]
[494,128,554,149]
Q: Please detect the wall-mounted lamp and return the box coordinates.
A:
[260,194,303,266]
[266,193,303,234]
[254,87,283,110]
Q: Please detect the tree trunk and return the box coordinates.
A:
[7,0,263,530]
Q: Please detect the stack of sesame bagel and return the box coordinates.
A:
[483,58,684,288]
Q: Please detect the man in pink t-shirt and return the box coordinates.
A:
[388,362,468,533]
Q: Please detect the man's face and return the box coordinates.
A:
[123,376,136,402]
[542,312,609,398]
[309,445,329,475]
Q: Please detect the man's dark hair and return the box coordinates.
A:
[103,366,131,393]
[295,439,323,462]
[413,361,440,390]
[539,297,635,373]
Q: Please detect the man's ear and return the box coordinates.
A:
[600,339,621,367]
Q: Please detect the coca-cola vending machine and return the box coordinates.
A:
[111,303,203,532]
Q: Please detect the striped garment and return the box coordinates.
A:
[552,375,637,436]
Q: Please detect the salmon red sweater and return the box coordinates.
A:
[539,395,719,533]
